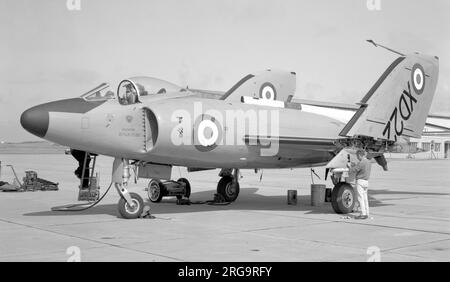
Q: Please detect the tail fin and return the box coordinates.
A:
[220,70,296,102]
[340,53,439,141]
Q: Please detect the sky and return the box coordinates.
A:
[1,0,449,141]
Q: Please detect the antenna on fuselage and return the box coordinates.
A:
[366,39,405,56]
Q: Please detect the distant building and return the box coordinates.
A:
[409,133,450,159]
[409,117,450,159]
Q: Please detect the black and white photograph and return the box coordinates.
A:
[0,0,449,267]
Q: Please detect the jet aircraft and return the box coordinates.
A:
[21,45,439,218]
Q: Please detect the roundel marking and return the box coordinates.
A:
[411,64,425,95]
[197,119,219,147]
[193,115,222,152]
[259,82,277,100]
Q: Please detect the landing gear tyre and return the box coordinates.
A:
[176,178,191,200]
[217,176,239,202]
[118,192,144,219]
[331,182,355,214]
[148,179,165,203]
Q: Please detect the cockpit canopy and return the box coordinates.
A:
[117,76,184,105]
[80,83,115,101]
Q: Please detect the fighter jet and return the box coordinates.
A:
[20,45,439,218]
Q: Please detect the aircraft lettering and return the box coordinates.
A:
[399,82,417,120]
[119,128,141,138]
[119,132,141,137]
[382,108,402,141]
[382,79,421,141]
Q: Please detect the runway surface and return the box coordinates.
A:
[0,154,449,261]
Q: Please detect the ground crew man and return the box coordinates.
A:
[70,149,91,189]
[348,149,372,219]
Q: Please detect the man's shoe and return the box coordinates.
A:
[355,215,369,220]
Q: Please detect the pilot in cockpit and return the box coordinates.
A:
[125,85,138,104]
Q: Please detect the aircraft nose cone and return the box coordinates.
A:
[20,105,49,138]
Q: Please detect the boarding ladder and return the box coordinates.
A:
[78,152,100,202]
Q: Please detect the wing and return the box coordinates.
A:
[188,88,224,99]
[245,135,336,159]
[291,98,450,133]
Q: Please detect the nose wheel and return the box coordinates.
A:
[113,158,145,219]
[118,192,144,219]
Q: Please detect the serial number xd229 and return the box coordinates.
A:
[382,63,426,141]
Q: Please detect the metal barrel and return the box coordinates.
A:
[311,184,326,206]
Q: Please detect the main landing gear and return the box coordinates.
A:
[329,168,355,214]
[216,168,240,202]
[331,182,355,214]
[146,168,241,204]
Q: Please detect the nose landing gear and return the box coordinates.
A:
[113,158,144,219]
[118,192,144,219]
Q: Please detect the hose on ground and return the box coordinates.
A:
[51,182,113,212]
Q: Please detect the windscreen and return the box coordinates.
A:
[80,83,115,101]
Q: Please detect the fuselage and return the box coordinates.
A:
[21,93,345,169]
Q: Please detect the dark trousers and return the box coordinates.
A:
[70,149,91,188]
